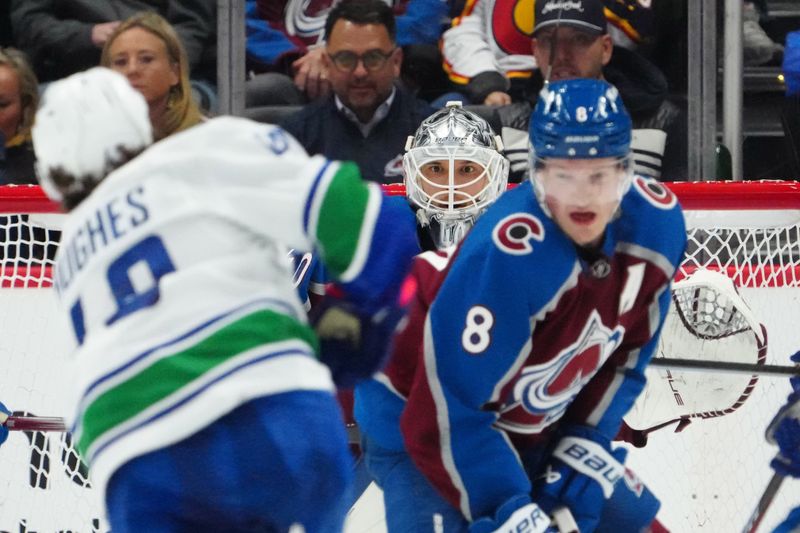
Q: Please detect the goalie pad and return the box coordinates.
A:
[625,269,767,433]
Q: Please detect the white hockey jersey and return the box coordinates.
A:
[53,116,417,496]
[442,0,538,84]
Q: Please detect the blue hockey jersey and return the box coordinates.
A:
[355,177,686,523]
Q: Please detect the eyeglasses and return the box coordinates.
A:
[327,48,396,73]
[535,31,600,51]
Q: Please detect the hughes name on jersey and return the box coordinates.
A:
[53,116,415,497]
[355,177,686,521]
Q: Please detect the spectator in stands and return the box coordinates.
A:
[743,0,784,66]
[439,0,656,107]
[101,12,205,142]
[9,0,216,101]
[496,0,687,182]
[0,48,37,185]
[245,0,449,105]
[280,0,433,184]
[783,30,800,174]
[0,48,56,264]
[0,2,13,48]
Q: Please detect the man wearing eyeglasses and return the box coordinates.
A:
[281,0,433,184]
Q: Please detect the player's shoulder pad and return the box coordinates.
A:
[619,176,687,265]
[155,116,309,160]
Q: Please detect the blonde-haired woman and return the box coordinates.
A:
[0,47,38,184]
[101,12,204,141]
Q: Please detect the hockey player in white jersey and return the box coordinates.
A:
[30,67,418,533]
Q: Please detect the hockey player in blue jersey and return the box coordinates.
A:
[355,78,687,533]
[28,67,418,533]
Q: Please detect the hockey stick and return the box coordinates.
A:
[741,470,784,533]
[543,8,563,85]
[551,507,578,533]
[0,410,67,432]
[649,358,800,378]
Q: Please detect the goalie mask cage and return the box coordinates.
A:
[1,182,799,533]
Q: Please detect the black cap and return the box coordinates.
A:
[533,0,607,36]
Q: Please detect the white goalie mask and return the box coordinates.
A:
[403,102,509,249]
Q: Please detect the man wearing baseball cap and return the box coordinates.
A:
[534,0,608,35]
[531,0,612,83]
[495,0,687,183]
[439,0,653,107]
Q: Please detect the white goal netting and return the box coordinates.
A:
[624,181,800,533]
[1,182,799,533]
[0,186,107,531]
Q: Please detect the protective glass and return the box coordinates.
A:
[328,48,396,73]
[531,156,632,207]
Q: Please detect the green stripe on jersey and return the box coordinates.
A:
[316,162,370,277]
[77,309,318,457]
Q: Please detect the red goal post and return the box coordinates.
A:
[0,184,59,288]
[388,179,800,288]
[2,179,800,286]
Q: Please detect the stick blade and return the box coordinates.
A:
[4,415,67,432]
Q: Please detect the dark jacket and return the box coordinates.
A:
[0,138,57,263]
[498,47,688,182]
[0,140,36,185]
[10,0,216,82]
[281,85,434,184]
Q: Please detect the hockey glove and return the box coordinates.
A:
[310,286,409,389]
[469,495,555,533]
[773,506,800,533]
[533,425,627,533]
[594,467,662,533]
[0,401,10,445]
[790,350,800,393]
[766,390,800,478]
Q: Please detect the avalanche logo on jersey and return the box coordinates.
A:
[383,153,405,180]
[492,213,544,255]
[498,310,624,434]
[284,0,332,39]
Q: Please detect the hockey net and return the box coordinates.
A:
[623,181,800,533]
[0,186,107,531]
[1,182,799,532]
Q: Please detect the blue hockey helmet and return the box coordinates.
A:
[527,79,634,245]
[529,78,631,160]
